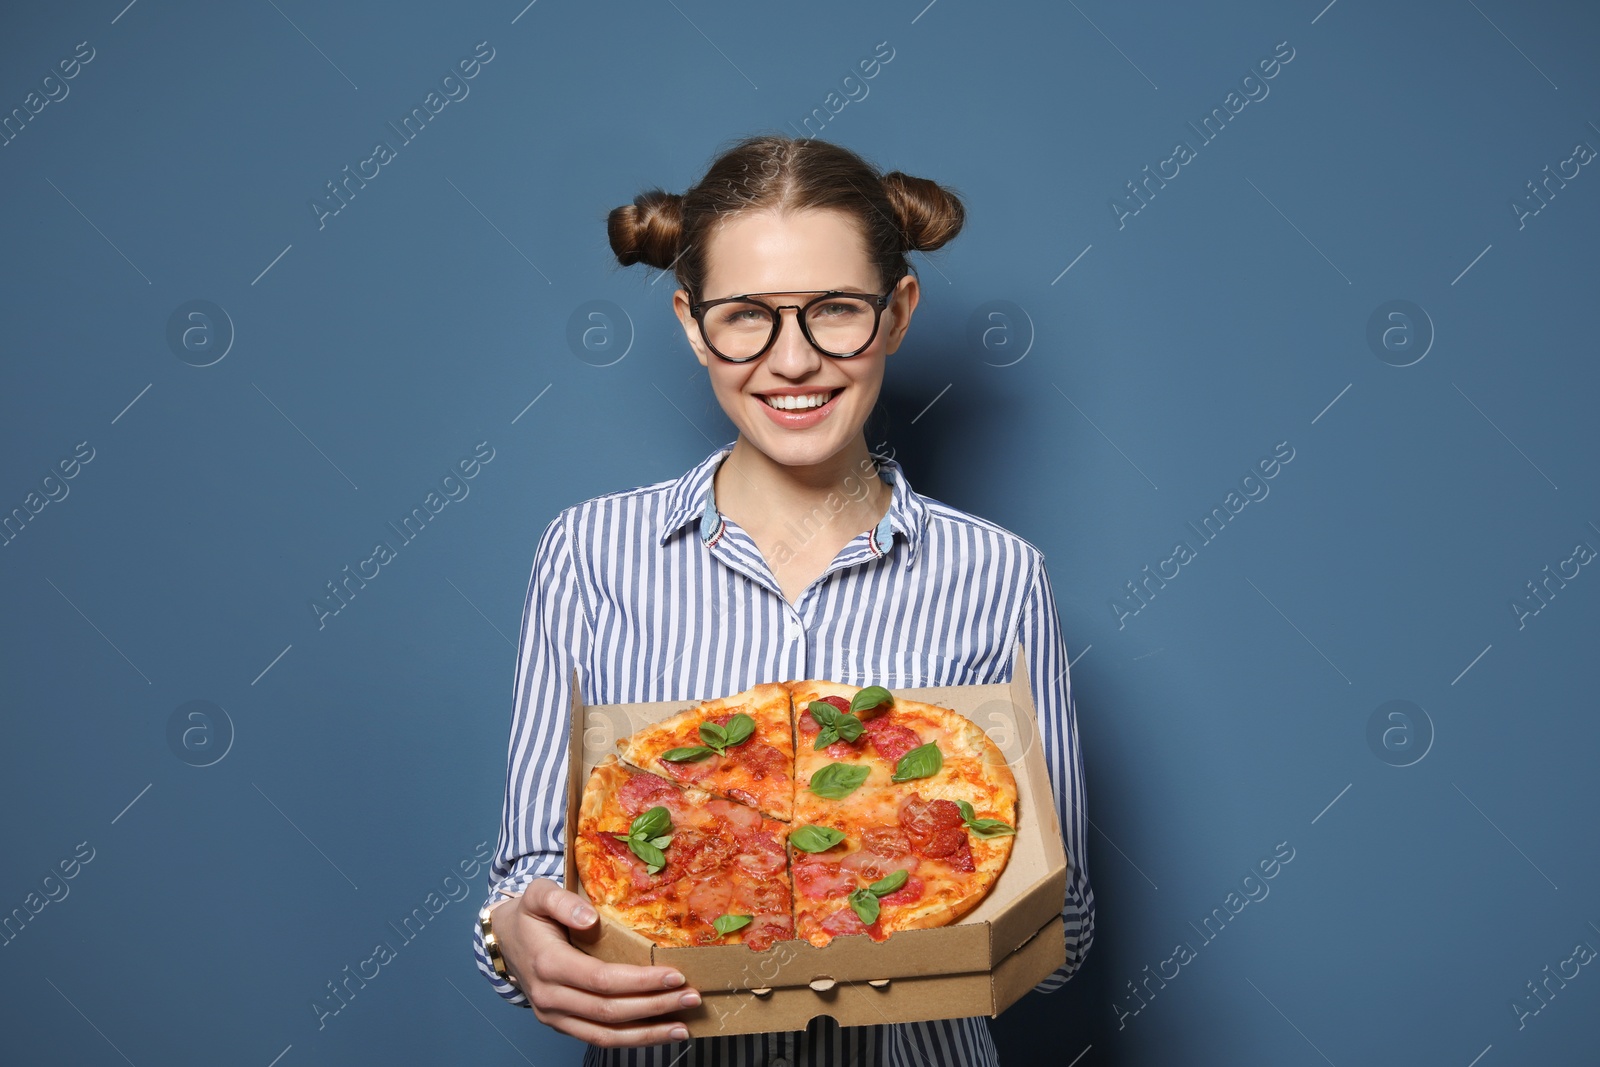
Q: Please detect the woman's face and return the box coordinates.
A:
[673,207,919,471]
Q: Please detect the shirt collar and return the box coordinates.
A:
[656,440,928,566]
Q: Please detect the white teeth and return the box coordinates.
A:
[763,390,837,411]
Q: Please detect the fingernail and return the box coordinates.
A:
[679,991,701,1008]
[669,1026,690,1041]
[573,904,596,925]
[662,971,686,988]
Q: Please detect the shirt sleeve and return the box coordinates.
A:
[473,511,591,1008]
[1015,554,1095,991]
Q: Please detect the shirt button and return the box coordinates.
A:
[772,1060,790,1067]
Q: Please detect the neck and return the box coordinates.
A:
[713,435,890,541]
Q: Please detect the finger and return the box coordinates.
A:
[522,881,601,931]
[534,982,702,1027]
[529,931,688,997]
[541,1011,691,1049]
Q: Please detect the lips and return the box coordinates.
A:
[755,387,844,428]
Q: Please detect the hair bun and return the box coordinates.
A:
[607,188,684,270]
[881,171,965,253]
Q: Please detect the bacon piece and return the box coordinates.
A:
[732,741,787,781]
[793,858,854,901]
[841,848,918,882]
[734,844,786,877]
[707,798,763,831]
[878,874,925,907]
[862,827,913,856]
[824,739,862,760]
[862,718,921,763]
[749,878,790,914]
[743,912,794,951]
[616,771,678,816]
[818,905,885,941]
[686,878,733,923]
[657,755,714,782]
[676,829,735,875]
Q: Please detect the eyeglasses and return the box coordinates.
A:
[688,286,898,363]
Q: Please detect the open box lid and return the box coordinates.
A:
[563,641,1069,993]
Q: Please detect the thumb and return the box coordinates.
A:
[524,879,599,930]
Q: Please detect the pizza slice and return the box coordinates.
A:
[575,756,795,950]
[616,682,794,821]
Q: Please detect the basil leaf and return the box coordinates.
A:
[891,743,942,783]
[662,745,715,762]
[713,913,753,936]
[868,869,908,896]
[808,701,840,728]
[699,721,728,751]
[850,686,893,714]
[789,825,846,853]
[647,834,674,849]
[630,805,672,840]
[956,798,1015,838]
[611,833,631,843]
[847,887,880,926]
[628,837,666,873]
[811,701,862,748]
[808,763,871,800]
[722,713,755,747]
[835,715,864,744]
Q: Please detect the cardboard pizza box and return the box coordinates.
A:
[563,641,1069,1037]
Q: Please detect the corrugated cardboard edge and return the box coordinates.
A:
[685,916,1067,1037]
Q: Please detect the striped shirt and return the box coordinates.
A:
[474,440,1093,1065]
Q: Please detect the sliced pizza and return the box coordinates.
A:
[616,682,794,821]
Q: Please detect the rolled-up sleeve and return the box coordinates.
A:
[472,511,591,1007]
[1015,554,1095,991]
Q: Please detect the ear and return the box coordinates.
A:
[672,288,711,368]
[881,273,921,356]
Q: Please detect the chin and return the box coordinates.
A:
[741,415,862,468]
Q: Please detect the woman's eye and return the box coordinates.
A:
[815,302,862,318]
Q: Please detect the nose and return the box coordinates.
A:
[764,304,823,377]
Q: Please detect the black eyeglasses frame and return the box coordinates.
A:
[687,284,900,364]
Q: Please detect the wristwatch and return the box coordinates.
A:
[479,890,520,986]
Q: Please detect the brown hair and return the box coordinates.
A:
[606,135,965,297]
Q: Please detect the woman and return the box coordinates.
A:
[473,135,1094,1064]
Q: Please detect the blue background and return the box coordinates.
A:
[3,1,1597,1064]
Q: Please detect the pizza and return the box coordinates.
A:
[576,679,1018,951]
[614,682,794,820]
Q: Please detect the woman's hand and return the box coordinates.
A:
[493,878,698,1048]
